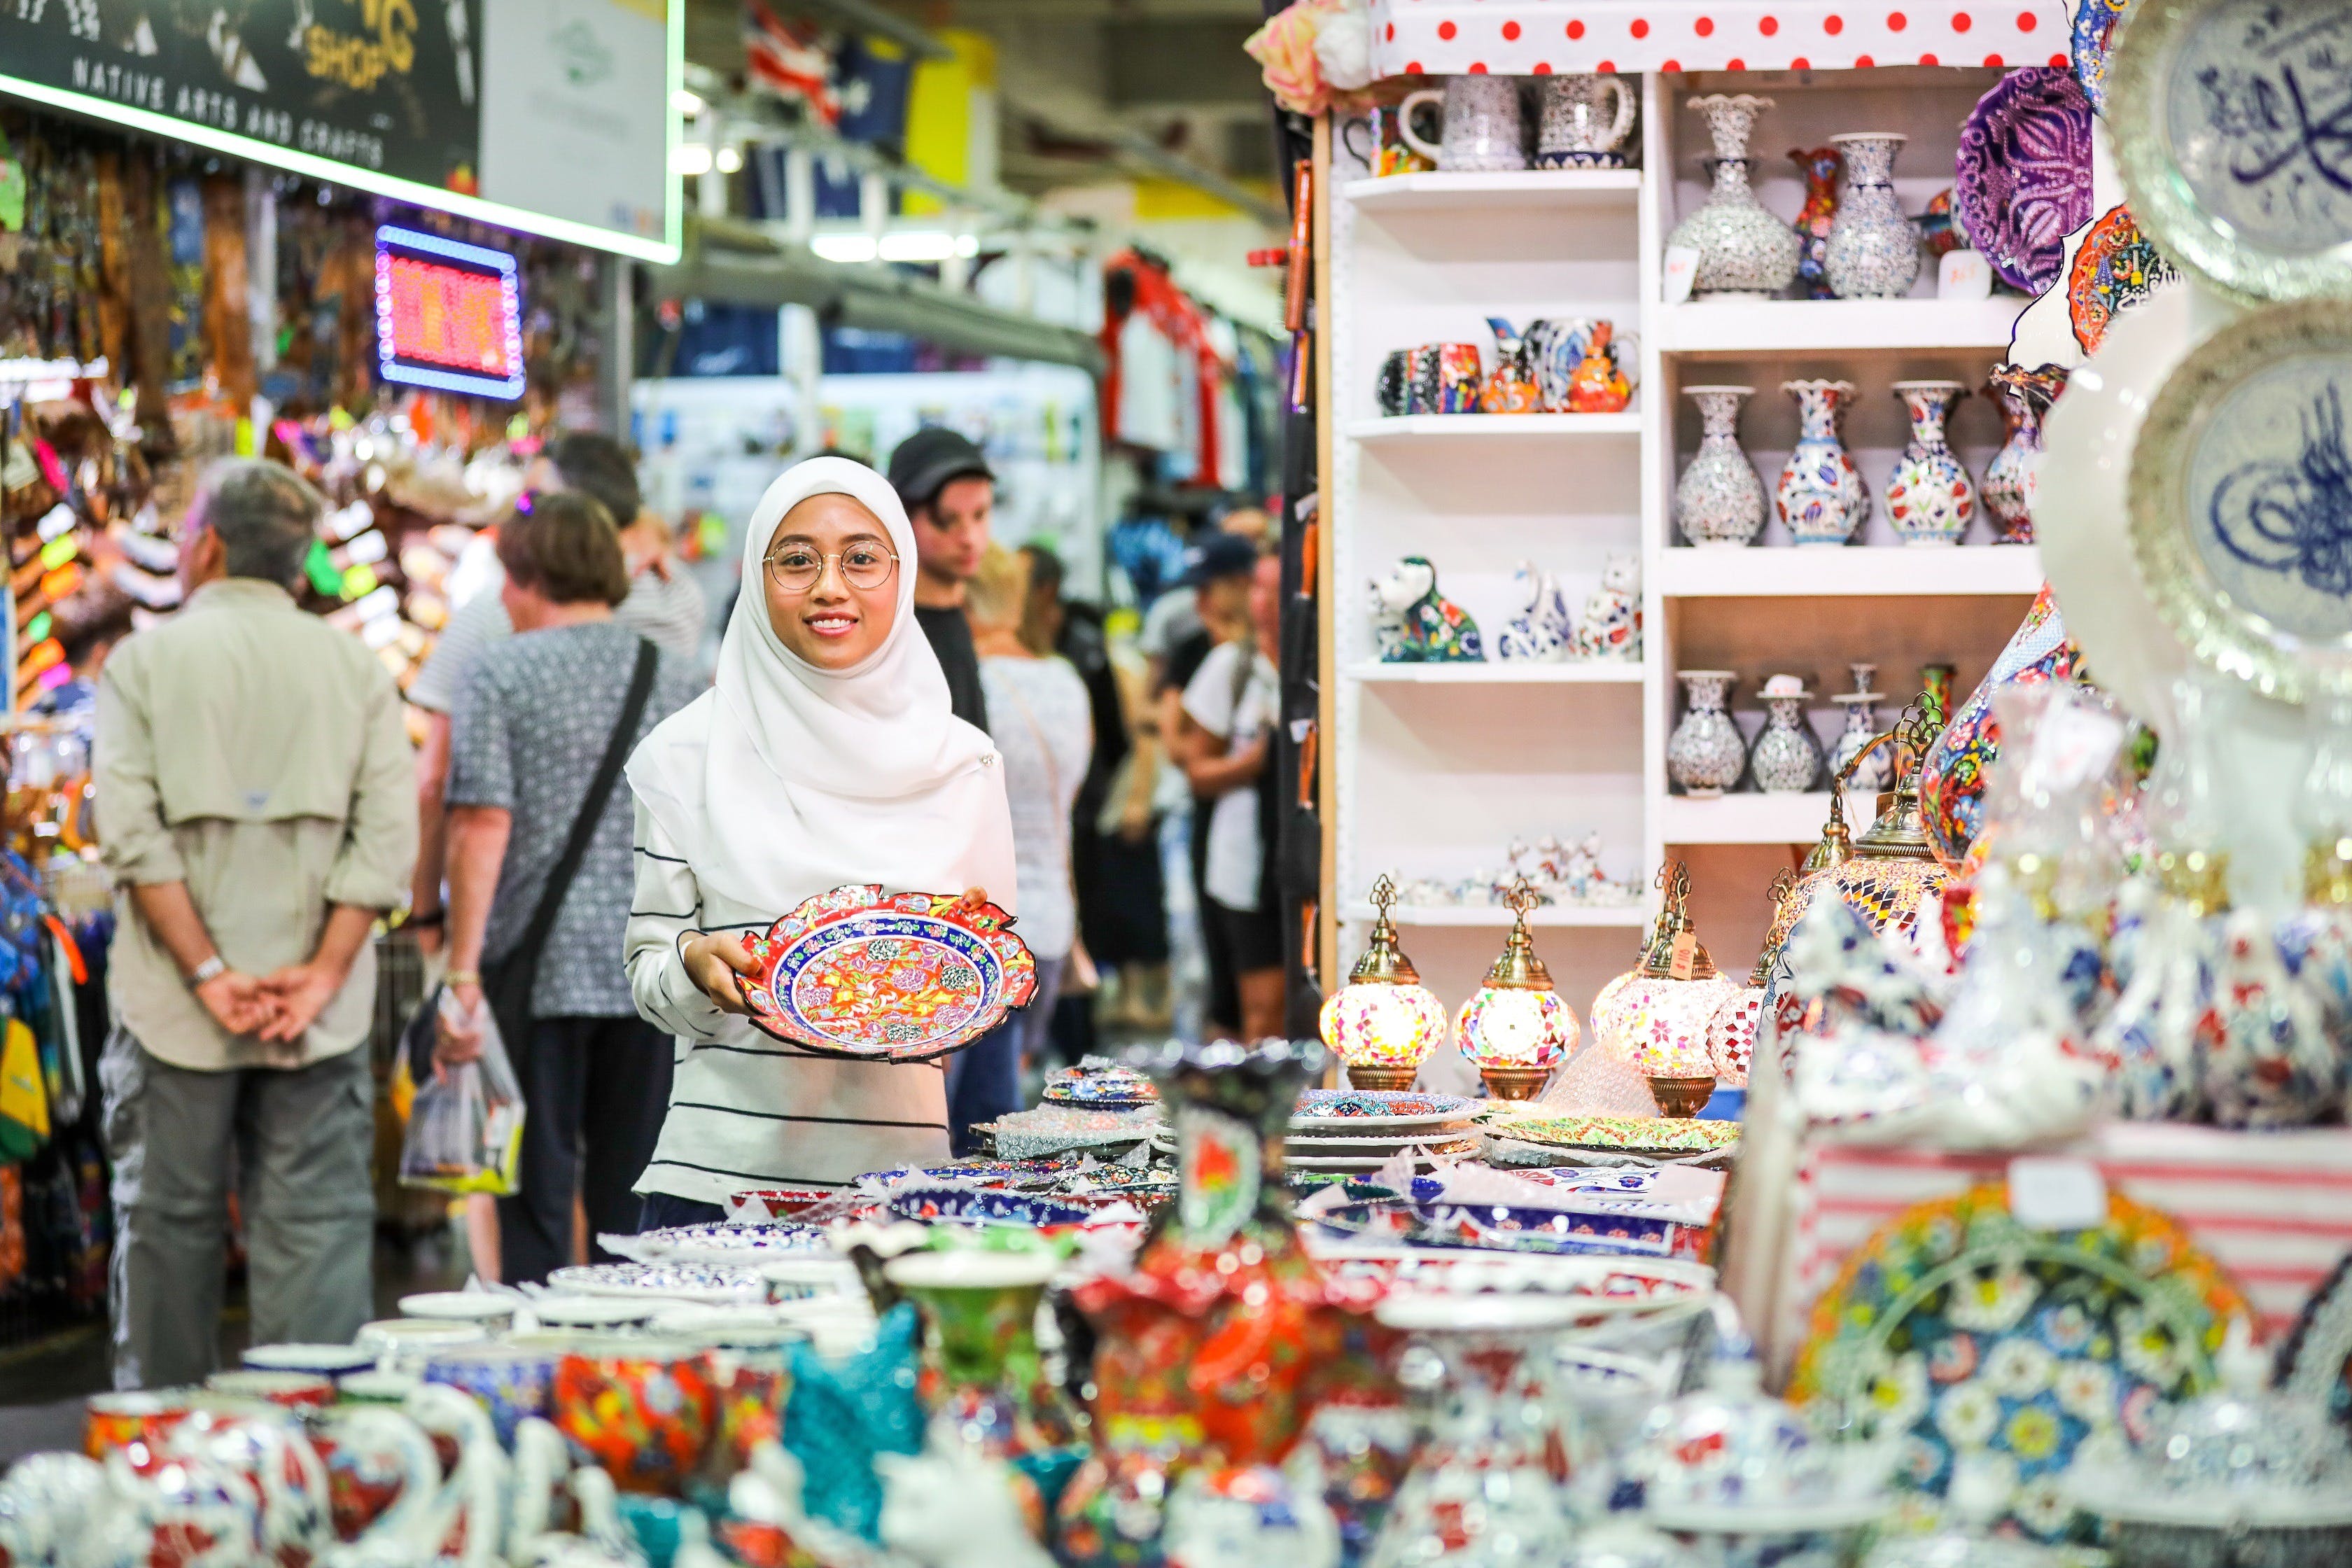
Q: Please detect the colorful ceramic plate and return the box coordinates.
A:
[1312,1199,1682,1258]
[1793,1184,2244,1544]
[1042,1063,1159,1108]
[1497,1114,1743,1154]
[2108,0,2352,304]
[542,1261,768,1303]
[2127,301,2352,703]
[738,883,1037,1063]
[1289,1090,1483,1132]
[724,1188,846,1222]
[2276,1250,2352,1431]
[2071,0,2134,113]
[2067,204,2180,356]
[880,1186,1098,1227]
[633,1222,832,1259]
[1955,66,2096,293]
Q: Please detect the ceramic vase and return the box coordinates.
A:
[1789,146,1843,300]
[1364,1298,1584,1568]
[1675,386,1766,547]
[1830,675,1889,794]
[1668,96,1800,299]
[1667,672,1746,797]
[1775,379,1868,546]
[1885,382,1974,546]
[1824,133,1920,300]
[1750,692,1825,794]
[1981,363,2069,546]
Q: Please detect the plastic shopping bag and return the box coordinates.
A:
[398,987,526,1196]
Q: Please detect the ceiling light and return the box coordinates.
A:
[715,146,744,174]
[811,234,879,263]
[671,144,713,176]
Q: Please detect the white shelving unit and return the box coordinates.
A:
[1324,63,2050,1015]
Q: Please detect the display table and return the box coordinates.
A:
[1770,1122,2352,1366]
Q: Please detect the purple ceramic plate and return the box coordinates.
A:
[1954,66,2095,293]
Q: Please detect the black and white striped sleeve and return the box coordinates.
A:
[626,799,728,1041]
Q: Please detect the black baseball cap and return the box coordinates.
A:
[888,427,994,512]
[1179,531,1259,587]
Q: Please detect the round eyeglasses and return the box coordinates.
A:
[764,542,899,594]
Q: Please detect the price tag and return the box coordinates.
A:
[1670,930,1698,981]
[2008,1156,2106,1231]
[1663,245,1700,304]
[1939,249,1993,301]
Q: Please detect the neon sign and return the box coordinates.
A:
[374,224,526,400]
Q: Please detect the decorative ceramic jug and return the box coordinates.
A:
[1536,74,1636,169]
[1775,379,1868,546]
[1676,386,1765,547]
[1885,382,1974,545]
[1667,96,1800,299]
[1667,672,1746,797]
[1749,679,1826,794]
[1830,664,1890,795]
[1364,1296,1587,1568]
[1824,133,1920,300]
[783,1306,926,1541]
[1980,363,2069,547]
[1789,146,1843,299]
[1567,321,1632,413]
[1480,317,1541,414]
[1398,77,1526,174]
[1918,585,2088,870]
[1058,1040,1382,1568]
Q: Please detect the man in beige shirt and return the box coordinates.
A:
[94,458,416,1388]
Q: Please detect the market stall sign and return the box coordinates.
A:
[0,0,680,264]
[374,225,526,400]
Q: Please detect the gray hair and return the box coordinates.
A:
[197,459,323,588]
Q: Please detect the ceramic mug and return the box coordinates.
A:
[354,1317,488,1372]
[1399,77,1527,173]
[204,1370,338,1410]
[1376,350,1412,417]
[1536,74,1636,168]
[420,1342,560,1447]
[241,1342,379,1380]
[1341,103,1437,177]
[552,1335,720,1495]
[302,1403,442,1551]
[164,1405,334,1567]
[1434,343,1484,414]
[84,1388,195,1464]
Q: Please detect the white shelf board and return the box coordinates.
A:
[1659,545,2045,597]
[1662,792,1870,846]
[1342,661,1645,685]
[1654,297,2029,356]
[1343,169,1644,211]
[1340,902,1650,928]
[1348,412,1643,442]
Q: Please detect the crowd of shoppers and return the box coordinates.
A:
[88,428,1284,1384]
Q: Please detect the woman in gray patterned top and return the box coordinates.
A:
[433,493,702,1284]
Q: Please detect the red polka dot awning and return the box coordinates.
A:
[1370,0,2071,78]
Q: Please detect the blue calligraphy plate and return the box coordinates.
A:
[2109,0,2352,303]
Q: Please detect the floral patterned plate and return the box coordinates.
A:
[1311,1199,1683,1258]
[2068,204,2179,355]
[1954,66,2096,293]
[1042,1063,1159,1108]
[738,883,1037,1063]
[1793,1184,2244,1544]
[631,1222,832,1259]
[1289,1089,1483,1132]
[878,1186,1098,1228]
[543,1261,769,1303]
[2070,0,2134,114]
[2276,1250,2352,1432]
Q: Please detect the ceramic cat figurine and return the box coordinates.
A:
[1372,556,1485,662]
[878,1447,1058,1568]
[1571,552,1642,662]
[1496,561,1572,661]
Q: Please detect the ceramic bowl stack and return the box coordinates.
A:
[1149,1088,1485,1177]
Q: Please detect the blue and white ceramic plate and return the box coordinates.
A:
[881,1186,1097,1228]
[634,1222,832,1259]
[543,1260,767,1303]
[1289,1089,1483,1132]
[2108,0,2352,303]
[1309,1198,1680,1257]
[2127,301,2352,701]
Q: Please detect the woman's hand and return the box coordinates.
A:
[681,932,760,1014]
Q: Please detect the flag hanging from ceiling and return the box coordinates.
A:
[743,0,841,125]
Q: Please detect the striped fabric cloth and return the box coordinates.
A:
[1782,1124,2352,1358]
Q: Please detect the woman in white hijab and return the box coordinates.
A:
[623,456,1015,1222]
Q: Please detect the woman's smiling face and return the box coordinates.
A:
[764,492,900,670]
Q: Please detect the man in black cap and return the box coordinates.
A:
[887,427,995,734]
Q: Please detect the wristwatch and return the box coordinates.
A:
[189,955,226,988]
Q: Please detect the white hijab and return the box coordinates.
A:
[625,456,1014,916]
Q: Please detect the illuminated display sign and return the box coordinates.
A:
[0,0,680,263]
[374,226,526,400]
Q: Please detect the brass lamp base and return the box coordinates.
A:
[1648,1074,1718,1119]
[1346,1063,1420,1092]
[1478,1065,1553,1101]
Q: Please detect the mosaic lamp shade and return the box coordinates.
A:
[1453,878,1581,1100]
[1761,700,1953,979]
[1594,862,1738,1113]
[1707,869,1798,1089]
[1320,874,1449,1091]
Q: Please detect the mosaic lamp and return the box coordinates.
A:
[1453,878,1581,1100]
[1319,874,1450,1091]
[1757,699,1952,978]
[1593,861,1740,1116]
[1705,868,1798,1089]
